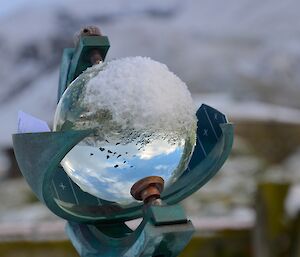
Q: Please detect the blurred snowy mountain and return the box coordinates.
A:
[1,0,300,147]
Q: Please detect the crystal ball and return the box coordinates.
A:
[53,57,197,205]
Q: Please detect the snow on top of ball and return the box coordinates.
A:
[83,56,196,135]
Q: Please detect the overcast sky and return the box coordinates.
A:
[0,0,60,17]
[0,1,28,17]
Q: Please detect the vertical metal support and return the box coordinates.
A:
[66,204,195,257]
[57,27,110,102]
[57,48,74,102]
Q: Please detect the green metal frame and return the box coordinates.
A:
[12,32,233,257]
[12,107,233,256]
[66,204,194,257]
[12,107,233,224]
[57,35,110,101]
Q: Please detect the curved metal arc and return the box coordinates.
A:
[12,130,95,221]
[163,123,234,204]
[174,123,234,202]
[208,123,234,174]
[42,130,98,221]
[12,105,233,224]
[67,222,143,255]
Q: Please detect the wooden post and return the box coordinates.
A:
[253,182,291,257]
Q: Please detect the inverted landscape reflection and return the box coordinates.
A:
[61,135,193,205]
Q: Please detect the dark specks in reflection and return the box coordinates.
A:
[59,133,193,205]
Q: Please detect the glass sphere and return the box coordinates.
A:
[53,57,196,205]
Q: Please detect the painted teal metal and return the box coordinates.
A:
[66,204,194,257]
[12,105,233,224]
[12,29,233,256]
[12,106,233,256]
[57,35,110,102]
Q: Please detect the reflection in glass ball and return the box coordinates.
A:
[53,57,197,205]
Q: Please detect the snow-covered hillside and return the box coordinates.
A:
[1,0,300,147]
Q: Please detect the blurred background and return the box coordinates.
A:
[1,0,300,256]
